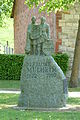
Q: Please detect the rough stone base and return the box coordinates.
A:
[13,104,80,112]
[18,55,68,108]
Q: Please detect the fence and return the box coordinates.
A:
[0,41,14,54]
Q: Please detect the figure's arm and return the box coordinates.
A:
[46,24,50,39]
[25,25,31,54]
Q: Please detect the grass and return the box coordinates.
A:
[0,109,80,120]
[0,94,80,106]
[0,94,80,120]
[68,87,80,92]
[68,98,80,105]
[0,80,20,89]
[0,18,14,54]
[0,94,19,105]
[0,80,80,92]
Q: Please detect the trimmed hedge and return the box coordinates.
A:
[0,54,24,80]
[52,53,69,74]
[0,53,69,80]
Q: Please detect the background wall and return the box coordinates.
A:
[58,2,80,79]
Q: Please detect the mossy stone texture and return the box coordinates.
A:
[18,55,68,108]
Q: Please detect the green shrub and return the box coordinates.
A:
[52,53,69,74]
[0,54,24,80]
[0,53,69,80]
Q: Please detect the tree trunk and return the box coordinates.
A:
[69,19,80,88]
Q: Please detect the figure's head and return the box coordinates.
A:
[41,16,46,24]
[31,16,36,24]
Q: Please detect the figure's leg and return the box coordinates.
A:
[40,43,43,55]
[34,45,36,55]
[30,43,34,55]
[35,44,38,55]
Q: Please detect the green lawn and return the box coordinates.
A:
[0,108,80,120]
[0,80,20,89]
[68,87,80,92]
[0,94,80,106]
[68,98,80,105]
[0,93,80,120]
[0,80,80,92]
[0,94,19,105]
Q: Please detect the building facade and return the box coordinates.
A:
[58,2,80,79]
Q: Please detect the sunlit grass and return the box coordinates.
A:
[0,94,19,105]
[68,98,80,105]
[0,94,80,120]
[0,108,80,120]
[0,94,80,106]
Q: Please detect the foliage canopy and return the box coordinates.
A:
[0,0,13,26]
[0,0,80,26]
[25,0,78,13]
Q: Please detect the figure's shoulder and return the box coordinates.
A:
[27,23,32,31]
[45,23,50,29]
[45,23,49,27]
[28,23,32,28]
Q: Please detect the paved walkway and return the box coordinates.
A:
[0,90,80,98]
[69,92,80,98]
[0,90,20,94]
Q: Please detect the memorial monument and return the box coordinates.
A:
[18,16,68,109]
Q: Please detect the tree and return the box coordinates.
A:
[25,0,80,87]
[0,0,13,26]
[69,20,80,87]
[25,0,76,12]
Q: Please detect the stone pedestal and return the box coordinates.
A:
[18,55,68,108]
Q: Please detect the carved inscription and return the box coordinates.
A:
[26,61,57,79]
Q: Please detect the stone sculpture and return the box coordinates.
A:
[18,16,68,109]
[25,16,36,55]
[25,16,54,55]
[39,16,50,55]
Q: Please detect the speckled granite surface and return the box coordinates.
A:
[18,55,68,108]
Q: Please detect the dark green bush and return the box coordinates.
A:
[0,53,69,80]
[52,53,69,74]
[0,54,24,80]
